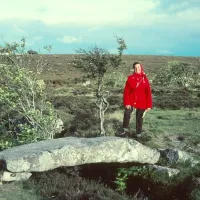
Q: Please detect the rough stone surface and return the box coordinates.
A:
[159,149,179,164]
[158,148,199,166]
[0,137,160,173]
[149,164,180,177]
[1,171,32,182]
[53,118,64,135]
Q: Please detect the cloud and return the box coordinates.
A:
[32,36,43,41]
[37,7,48,13]
[0,0,160,26]
[13,25,24,33]
[88,27,102,32]
[25,41,34,46]
[0,0,199,56]
[158,0,200,13]
[0,0,200,28]
[0,0,199,30]
[23,36,43,46]
[56,36,82,44]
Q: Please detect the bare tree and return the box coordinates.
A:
[72,37,127,136]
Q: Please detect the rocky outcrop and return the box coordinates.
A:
[0,137,160,174]
[148,165,180,177]
[1,171,32,182]
[1,137,198,183]
[158,148,199,166]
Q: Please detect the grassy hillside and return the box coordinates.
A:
[29,54,200,82]
[23,54,200,152]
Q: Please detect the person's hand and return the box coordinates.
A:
[142,108,151,118]
[126,105,131,109]
[146,108,151,112]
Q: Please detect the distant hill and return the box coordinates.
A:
[28,54,200,81]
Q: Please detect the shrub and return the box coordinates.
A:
[27,168,133,200]
[72,37,127,136]
[104,72,126,89]
[0,38,59,149]
[152,61,200,87]
[27,50,38,54]
[190,188,200,200]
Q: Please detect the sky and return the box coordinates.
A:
[0,0,200,56]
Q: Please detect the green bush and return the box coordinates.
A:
[190,189,200,200]
[152,61,200,87]
[72,37,127,136]
[115,166,154,192]
[0,39,59,150]
[104,72,126,89]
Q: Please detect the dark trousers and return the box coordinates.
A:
[123,107,145,134]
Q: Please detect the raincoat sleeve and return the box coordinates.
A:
[146,78,153,108]
[123,78,131,106]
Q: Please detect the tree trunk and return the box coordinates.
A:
[96,76,109,136]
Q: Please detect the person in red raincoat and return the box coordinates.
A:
[119,62,152,138]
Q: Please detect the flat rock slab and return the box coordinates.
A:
[1,171,32,182]
[0,136,160,173]
[149,164,180,177]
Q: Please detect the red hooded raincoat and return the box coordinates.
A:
[123,64,152,109]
